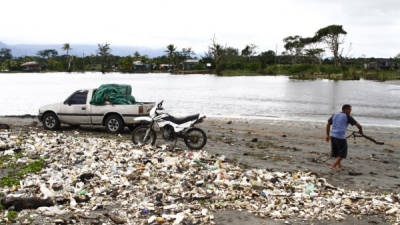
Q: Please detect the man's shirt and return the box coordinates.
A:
[328,112,357,139]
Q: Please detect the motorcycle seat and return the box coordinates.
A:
[163,114,200,125]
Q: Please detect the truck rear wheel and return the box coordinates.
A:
[105,115,124,133]
[42,113,60,130]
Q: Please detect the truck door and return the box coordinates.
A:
[59,90,90,124]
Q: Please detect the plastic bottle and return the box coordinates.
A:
[305,183,315,195]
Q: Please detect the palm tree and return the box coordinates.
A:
[165,44,177,70]
[97,43,111,74]
[133,51,141,61]
[62,43,72,72]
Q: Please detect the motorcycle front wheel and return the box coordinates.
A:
[184,127,207,150]
[132,125,157,145]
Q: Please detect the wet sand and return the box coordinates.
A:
[0,116,399,224]
[202,118,400,193]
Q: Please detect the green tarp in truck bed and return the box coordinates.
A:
[90,84,136,105]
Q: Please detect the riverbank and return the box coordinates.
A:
[3,64,400,81]
[1,116,399,224]
[1,116,399,192]
[219,65,400,81]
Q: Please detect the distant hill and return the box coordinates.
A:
[0,42,165,58]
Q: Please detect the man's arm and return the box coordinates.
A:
[356,123,363,135]
[326,123,331,142]
[349,115,363,135]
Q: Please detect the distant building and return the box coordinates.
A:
[364,59,400,70]
[20,61,41,71]
[182,59,200,70]
[159,64,172,71]
[133,61,149,72]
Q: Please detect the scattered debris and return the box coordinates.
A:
[0,129,399,224]
[349,171,363,176]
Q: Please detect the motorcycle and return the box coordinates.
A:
[132,100,207,150]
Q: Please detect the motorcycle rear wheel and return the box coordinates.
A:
[184,127,207,150]
[132,125,157,145]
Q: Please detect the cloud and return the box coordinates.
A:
[0,0,399,57]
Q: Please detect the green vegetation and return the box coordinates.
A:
[1,24,400,80]
[219,64,400,81]
[6,210,18,222]
[0,152,45,187]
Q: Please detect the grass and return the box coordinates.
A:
[218,64,400,81]
[6,210,18,222]
[221,69,263,76]
[0,151,45,187]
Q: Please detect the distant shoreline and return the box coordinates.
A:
[1,114,399,129]
[2,68,400,81]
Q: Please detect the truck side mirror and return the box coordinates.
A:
[64,100,71,105]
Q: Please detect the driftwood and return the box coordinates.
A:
[1,197,54,211]
[104,212,126,224]
[0,124,10,129]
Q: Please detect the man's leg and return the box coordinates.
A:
[331,157,342,170]
[337,157,344,170]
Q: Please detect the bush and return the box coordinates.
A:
[287,64,316,74]
[192,63,205,70]
[246,62,261,72]
[264,65,278,75]
[319,65,342,74]
[342,67,360,80]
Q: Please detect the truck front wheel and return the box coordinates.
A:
[105,115,124,133]
[42,113,60,130]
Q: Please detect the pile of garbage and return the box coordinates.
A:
[0,129,399,224]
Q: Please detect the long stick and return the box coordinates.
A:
[347,131,384,145]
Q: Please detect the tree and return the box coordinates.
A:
[0,48,12,60]
[283,35,306,64]
[165,44,177,69]
[209,36,225,75]
[62,43,72,72]
[314,25,347,66]
[305,48,324,64]
[37,49,58,59]
[1,59,18,71]
[181,48,194,59]
[241,44,257,61]
[140,55,149,64]
[224,47,239,57]
[133,51,141,61]
[118,56,133,72]
[97,43,111,74]
[258,50,276,68]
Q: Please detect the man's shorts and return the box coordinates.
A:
[331,137,348,158]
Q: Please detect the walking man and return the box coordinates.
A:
[326,104,363,171]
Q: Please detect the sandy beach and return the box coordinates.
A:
[0,116,399,224]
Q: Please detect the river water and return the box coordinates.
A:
[0,72,399,127]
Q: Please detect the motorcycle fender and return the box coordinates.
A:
[174,121,194,133]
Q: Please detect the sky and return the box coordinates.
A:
[1,0,399,58]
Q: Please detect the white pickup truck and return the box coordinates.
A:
[38,89,155,133]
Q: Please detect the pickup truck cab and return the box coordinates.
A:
[38,89,155,133]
